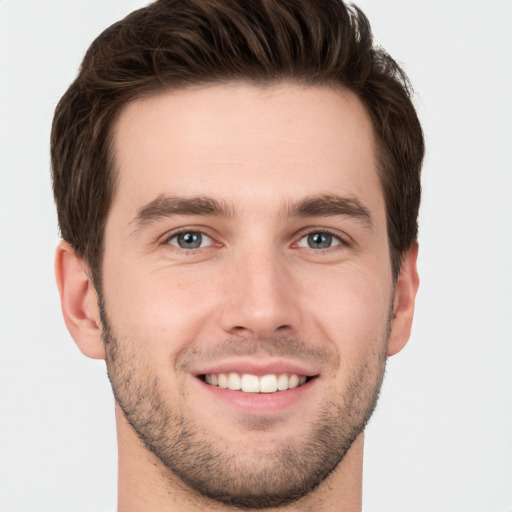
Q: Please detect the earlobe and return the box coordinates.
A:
[388,242,420,357]
[55,241,106,360]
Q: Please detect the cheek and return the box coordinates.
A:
[103,260,221,345]
[301,265,393,360]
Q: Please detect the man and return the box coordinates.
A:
[52,0,423,510]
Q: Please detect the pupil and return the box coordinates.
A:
[179,232,201,248]
[308,233,331,249]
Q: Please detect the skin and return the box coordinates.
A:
[55,83,419,511]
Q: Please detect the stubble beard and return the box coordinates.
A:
[100,300,389,509]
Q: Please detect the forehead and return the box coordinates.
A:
[110,82,383,221]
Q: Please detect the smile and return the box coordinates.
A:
[203,372,310,393]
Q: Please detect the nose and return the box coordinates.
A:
[219,246,301,340]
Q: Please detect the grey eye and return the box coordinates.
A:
[299,232,341,249]
[169,231,212,249]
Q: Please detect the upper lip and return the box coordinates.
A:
[192,358,319,378]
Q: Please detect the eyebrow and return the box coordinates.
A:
[130,192,373,233]
[286,194,373,228]
[130,194,234,232]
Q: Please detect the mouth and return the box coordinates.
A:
[193,362,319,413]
[200,372,313,393]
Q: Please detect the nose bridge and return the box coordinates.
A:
[220,240,299,338]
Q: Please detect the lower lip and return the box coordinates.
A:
[195,377,316,413]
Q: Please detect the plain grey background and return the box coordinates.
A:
[1,1,511,510]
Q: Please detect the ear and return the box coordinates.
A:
[388,242,420,357]
[55,241,106,359]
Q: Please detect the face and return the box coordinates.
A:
[101,83,397,508]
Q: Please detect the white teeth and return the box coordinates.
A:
[227,372,241,391]
[277,374,289,391]
[204,372,309,393]
[259,374,278,393]
[218,373,228,389]
[241,374,260,393]
[288,374,299,389]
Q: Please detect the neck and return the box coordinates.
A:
[116,406,363,512]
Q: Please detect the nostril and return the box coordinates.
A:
[231,326,249,334]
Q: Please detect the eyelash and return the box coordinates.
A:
[163,228,217,252]
[295,228,350,250]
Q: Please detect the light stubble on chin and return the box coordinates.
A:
[99,298,389,509]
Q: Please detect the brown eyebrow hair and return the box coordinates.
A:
[130,194,235,231]
[130,193,373,233]
[285,194,373,228]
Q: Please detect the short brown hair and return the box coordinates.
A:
[51,0,424,286]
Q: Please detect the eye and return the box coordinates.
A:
[167,231,212,249]
[298,232,342,249]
